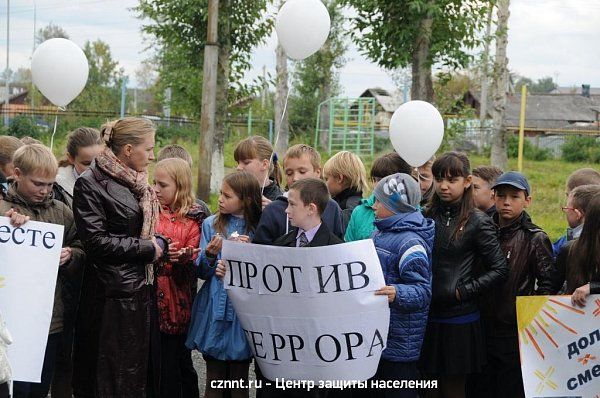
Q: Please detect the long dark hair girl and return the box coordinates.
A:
[214,171,262,235]
[426,151,474,240]
[567,193,600,292]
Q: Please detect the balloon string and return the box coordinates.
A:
[261,84,291,197]
[49,107,64,151]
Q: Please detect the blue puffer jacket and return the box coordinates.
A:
[372,211,435,362]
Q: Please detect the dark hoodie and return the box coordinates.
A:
[372,211,435,362]
[261,180,283,202]
[333,187,363,233]
[253,194,343,244]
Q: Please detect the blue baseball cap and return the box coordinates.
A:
[491,171,531,196]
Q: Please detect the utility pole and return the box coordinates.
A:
[120,76,128,118]
[31,0,36,114]
[4,0,10,127]
[261,65,267,109]
[197,0,219,200]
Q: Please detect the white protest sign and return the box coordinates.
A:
[222,239,390,382]
[0,217,63,382]
[517,295,600,398]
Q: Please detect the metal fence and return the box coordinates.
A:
[1,107,274,144]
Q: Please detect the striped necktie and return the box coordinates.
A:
[298,232,309,247]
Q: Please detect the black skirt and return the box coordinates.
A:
[419,319,486,376]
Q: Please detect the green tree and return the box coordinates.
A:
[514,75,558,94]
[36,22,69,45]
[135,0,273,118]
[136,0,274,195]
[70,40,124,112]
[8,115,40,138]
[517,76,558,94]
[289,0,347,145]
[433,72,475,114]
[344,0,490,102]
[11,68,31,84]
[531,76,558,94]
[514,75,533,92]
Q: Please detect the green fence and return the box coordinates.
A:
[314,97,376,157]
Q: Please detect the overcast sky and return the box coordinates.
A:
[1,0,600,98]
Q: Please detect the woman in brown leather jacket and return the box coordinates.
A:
[72,117,164,398]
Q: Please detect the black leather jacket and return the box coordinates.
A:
[428,203,508,318]
[482,212,556,337]
[72,163,158,398]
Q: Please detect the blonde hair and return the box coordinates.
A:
[157,144,193,168]
[283,144,321,172]
[13,144,58,177]
[323,151,369,193]
[234,136,282,185]
[0,135,24,167]
[155,158,196,219]
[101,117,155,154]
[20,136,42,145]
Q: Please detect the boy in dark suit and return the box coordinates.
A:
[274,177,343,248]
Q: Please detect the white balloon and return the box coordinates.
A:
[389,101,445,167]
[32,38,89,107]
[275,0,331,60]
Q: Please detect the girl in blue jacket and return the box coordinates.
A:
[372,173,435,398]
[186,171,262,398]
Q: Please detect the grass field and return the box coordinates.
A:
[469,155,577,241]
[49,132,591,241]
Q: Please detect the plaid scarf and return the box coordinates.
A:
[95,147,160,283]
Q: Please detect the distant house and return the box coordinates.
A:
[464,88,600,135]
[0,88,31,121]
[357,88,403,128]
[463,87,600,156]
[0,88,29,106]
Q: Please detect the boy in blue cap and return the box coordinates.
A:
[371,173,435,398]
[468,171,556,398]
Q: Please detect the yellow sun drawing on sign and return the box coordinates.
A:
[517,296,585,360]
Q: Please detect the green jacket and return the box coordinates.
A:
[0,183,85,334]
[344,194,377,242]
